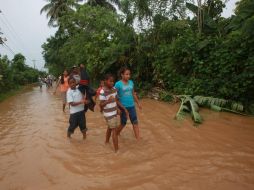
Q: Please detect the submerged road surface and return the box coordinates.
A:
[0,86,254,190]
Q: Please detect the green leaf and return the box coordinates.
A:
[210,104,222,112]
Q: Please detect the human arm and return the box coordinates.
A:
[116,98,129,117]
[54,77,61,94]
[131,81,142,110]
[133,91,142,110]
[69,99,87,106]
[100,96,115,109]
[67,90,88,106]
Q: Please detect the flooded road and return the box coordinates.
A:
[0,86,254,190]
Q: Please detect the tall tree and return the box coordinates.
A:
[40,0,80,26]
[86,0,121,11]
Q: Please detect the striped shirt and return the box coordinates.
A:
[99,87,118,120]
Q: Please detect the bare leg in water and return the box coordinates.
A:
[132,124,140,140]
[117,124,140,140]
[117,125,124,136]
[105,128,112,143]
[62,103,66,112]
[82,131,86,139]
[112,128,118,152]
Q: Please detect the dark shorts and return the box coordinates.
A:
[120,106,138,126]
[68,111,87,134]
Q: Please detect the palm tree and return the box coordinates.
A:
[40,0,80,27]
[86,0,121,11]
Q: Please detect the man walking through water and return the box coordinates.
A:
[78,64,96,112]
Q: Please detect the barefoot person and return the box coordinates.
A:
[54,70,69,112]
[99,74,128,152]
[67,78,88,139]
[115,67,142,140]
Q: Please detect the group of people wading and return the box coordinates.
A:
[54,65,142,152]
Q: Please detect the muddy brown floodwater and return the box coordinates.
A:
[0,86,254,190]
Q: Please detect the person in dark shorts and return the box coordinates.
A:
[67,77,88,139]
[115,67,142,140]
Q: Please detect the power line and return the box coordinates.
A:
[1,11,30,51]
[2,42,16,55]
[0,10,34,62]
[0,10,45,69]
[0,15,23,53]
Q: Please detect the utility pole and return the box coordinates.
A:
[0,10,7,45]
[32,59,36,69]
[0,10,3,45]
[0,32,3,44]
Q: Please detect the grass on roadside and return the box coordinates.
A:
[0,86,23,102]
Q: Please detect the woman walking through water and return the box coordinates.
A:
[54,70,69,112]
[115,67,142,140]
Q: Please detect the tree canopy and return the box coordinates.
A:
[41,0,254,112]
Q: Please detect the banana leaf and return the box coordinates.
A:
[210,104,247,115]
[221,108,247,116]
[175,96,187,121]
[186,96,202,124]
[210,104,222,112]
[231,102,244,112]
[175,95,202,125]
[194,96,244,113]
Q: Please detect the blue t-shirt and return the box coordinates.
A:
[115,80,135,108]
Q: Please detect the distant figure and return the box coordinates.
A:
[44,77,48,88]
[38,76,43,90]
[99,74,128,152]
[54,70,69,112]
[45,75,52,88]
[66,77,88,139]
[115,67,142,140]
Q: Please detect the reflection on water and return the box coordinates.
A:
[0,86,254,190]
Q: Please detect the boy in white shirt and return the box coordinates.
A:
[67,77,88,139]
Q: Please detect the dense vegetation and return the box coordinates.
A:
[0,54,42,94]
[41,0,254,113]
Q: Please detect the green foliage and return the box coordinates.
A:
[175,95,249,126]
[159,91,173,102]
[176,95,202,125]
[40,0,80,27]
[41,0,254,112]
[0,54,40,94]
[194,96,244,113]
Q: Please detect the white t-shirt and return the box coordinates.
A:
[99,87,118,120]
[67,88,84,114]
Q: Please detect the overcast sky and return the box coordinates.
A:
[0,0,238,70]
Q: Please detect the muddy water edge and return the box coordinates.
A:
[0,86,254,190]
